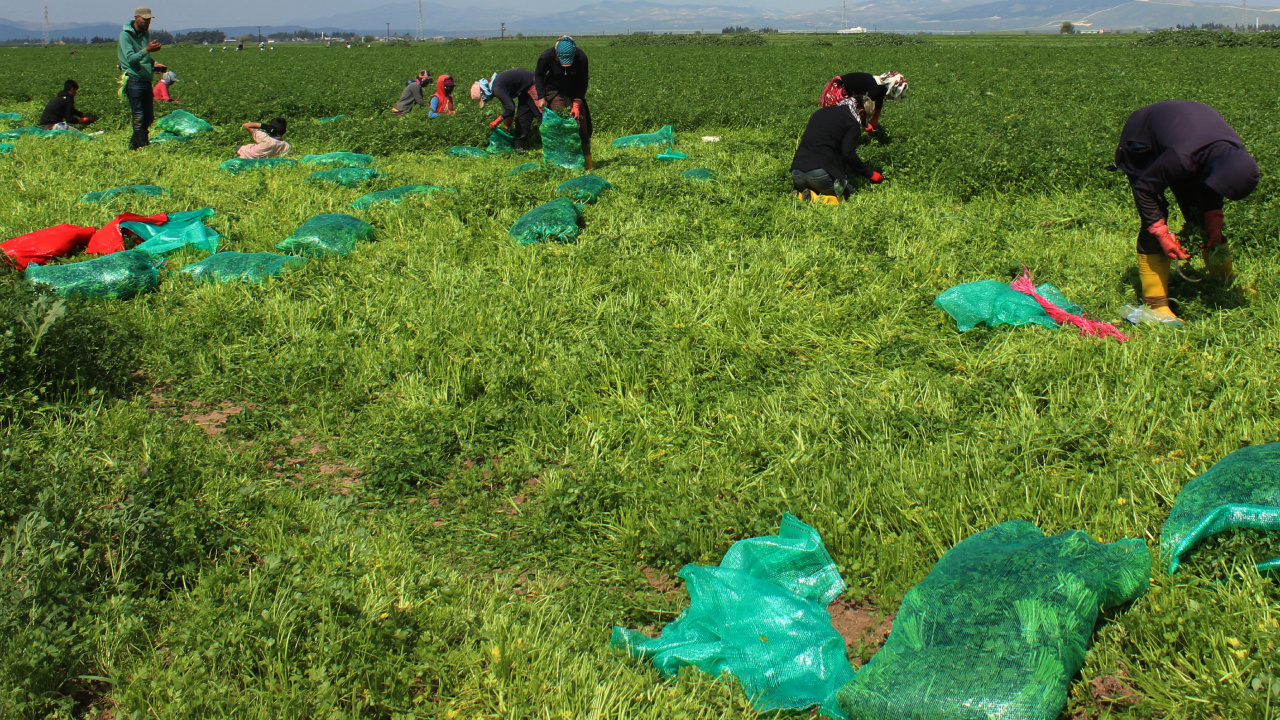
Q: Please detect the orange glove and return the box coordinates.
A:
[869,171,883,184]
[1148,219,1189,261]
[488,115,505,131]
[571,100,583,120]
[1201,209,1224,251]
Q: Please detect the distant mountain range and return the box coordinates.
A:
[3,0,1279,42]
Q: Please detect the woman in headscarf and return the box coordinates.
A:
[534,36,594,169]
[428,74,455,118]
[391,70,432,116]
[471,68,540,149]
[1113,100,1259,326]
[819,71,907,133]
[790,98,883,204]
[152,63,179,102]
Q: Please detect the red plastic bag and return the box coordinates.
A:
[2,224,97,270]
[86,212,168,255]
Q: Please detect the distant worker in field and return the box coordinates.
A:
[152,63,179,102]
[38,80,97,130]
[391,70,432,116]
[534,36,593,169]
[820,71,907,133]
[428,75,456,118]
[789,99,883,204]
[235,117,290,159]
[1113,100,1259,326]
[118,6,162,150]
[471,68,540,150]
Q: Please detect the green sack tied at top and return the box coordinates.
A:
[508,197,582,245]
[79,185,169,204]
[24,250,160,299]
[154,109,214,138]
[306,167,382,187]
[557,175,612,204]
[301,152,374,168]
[1161,442,1280,575]
[179,252,306,284]
[350,185,448,210]
[613,124,675,148]
[540,108,584,170]
[275,214,376,257]
[219,157,298,174]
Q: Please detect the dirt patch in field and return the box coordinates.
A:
[640,565,684,598]
[827,597,895,667]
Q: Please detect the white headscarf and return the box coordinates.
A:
[875,72,908,101]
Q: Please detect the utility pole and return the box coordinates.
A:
[417,0,423,40]
[257,26,262,42]
[386,22,391,39]
[842,0,846,29]
[42,6,49,46]
[501,22,506,40]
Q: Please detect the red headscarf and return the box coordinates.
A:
[433,75,455,114]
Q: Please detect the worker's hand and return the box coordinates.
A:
[146,40,162,52]
[1201,209,1225,251]
[865,121,879,133]
[488,115,504,131]
[1148,219,1190,261]
[534,98,547,112]
[504,117,513,131]
[571,100,583,120]
[79,116,97,125]
[869,171,883,184]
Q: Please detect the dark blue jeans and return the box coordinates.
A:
[791,169,848,198]
[124,75,154,149]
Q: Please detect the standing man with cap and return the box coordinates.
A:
[533,36,593,169]
[118,6,162,149]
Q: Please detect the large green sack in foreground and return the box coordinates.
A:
[275,214,375,257]
[301,152,374,168]
[557,175,612,204]
[540,109,584,169]
[487,128,516,155]
[79,185,169,204]
[508,197,582,245]
[613,124,675,148]
[306,167,382,187]
[154,109,214,138]
[179,252,306,283]
[837,521,1150,720]
[935,279,1081,332]
[121,208,221,255]
[24,250,160,299]
[350,185,447,210]
[1161,443,1280,575]
[612,514,854,720]
[220,157,297,174]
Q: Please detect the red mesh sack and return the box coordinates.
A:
[2,224,97,270]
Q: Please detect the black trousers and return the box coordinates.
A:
[506,98,537,149]
[124,75,154,150]
[791,169,848,198]
[546,92,592,155]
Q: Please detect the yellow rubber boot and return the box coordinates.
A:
[1204,245,1235,283]
[584,153,594,171]
[1136,253,1183,326]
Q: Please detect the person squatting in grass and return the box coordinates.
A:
[1113,100,1260,326]
[472,68,540,150]
[820,71,908,133]
[152,63,179,102]
[534,36,594,169]
[790,98,883,204]
[118,6,161,150]
[38,79,97,131]
[236,118,290,159]
[428,75,456,118]
[391,70,433,116]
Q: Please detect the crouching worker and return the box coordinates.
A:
[791,98,882,204]
[429,75,456,118]
[1114,100,1259,326]
[152,64,179,102]
[392,70,432,116]
[472,68,540,150]
[39,79,97,130]
[820,71,907,133]
[236,118,290,159]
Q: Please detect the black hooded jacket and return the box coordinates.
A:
[839,73,887,111]
[39,90,85,126]
[491,68,536,120]
[790,104,871,183]
[534,47,588,102]
[1115,101,1259,227]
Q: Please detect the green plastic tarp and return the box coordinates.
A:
[121,208,220,255]
[935,280,1082,332]
[487,128,517,155]
[449,146,490,158]
[0,126,93,141]
[0,112,22,121]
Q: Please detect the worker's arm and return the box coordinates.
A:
[242,122,262,134]
[428,96,441,119]
[841,125,872,179]
[1131,149,1188,228]
[410,84,426,107]
[119,31,150,65]
[492,86,516,120]
[533,49,551,102]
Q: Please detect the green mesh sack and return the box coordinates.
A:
[935,280,1081,332]
[179,252,306,284]
[613,124,675,148]
[219,157,298,174]
[509,197,582,245]
[657,146,689,161]
[0,126,92,141]
[24,250,160,299]
[1161,443,1280,575]
[123,208,221,255]
[316,115,346,123]
[302,152,374,168]
[275,214,376,257]
[507,162,542,177]
[306,167,382,187]
[0,112,21,121]
[153,131,195,143]
[613,514,854,719]
[540,108,584,169]
[0,143,11,154]
[682,168,718,182]
[449,146,490,158]
[154,109,214,138]
[557,175,612,204]
[79,185,169,204]
[837,521,1150,720]
[487,128,517,155]
[350,185,447,210]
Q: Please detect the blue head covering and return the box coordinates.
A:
[555,36,577,65]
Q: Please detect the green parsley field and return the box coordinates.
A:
[2,34,1278,719]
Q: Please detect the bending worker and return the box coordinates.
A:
[472,68,540,150]
[38,79,97,130]
[392,70,432,116]
[1114,100,1259,325]
[429,75,456,118]
[790,98,883,204]
[534,36,593,169]
[820,71,907,133]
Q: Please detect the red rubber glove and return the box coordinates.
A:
[571,99,583,120]
[488,115,505,131]
[1148,219,1189,261]
[865,121,879,133]
[1201,209,1224,251]
[869,171,883,184]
